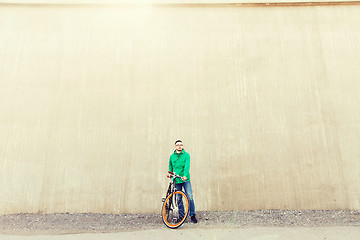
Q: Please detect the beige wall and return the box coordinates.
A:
[0,3,360,214]
[2,1,360,3]
[2,1,360,5]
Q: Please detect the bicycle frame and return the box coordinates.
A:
[162,172,176,223]
[162,172,177,203]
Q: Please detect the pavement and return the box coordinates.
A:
[1,227,360,240]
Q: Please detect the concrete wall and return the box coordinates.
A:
[1,0,360,4]
[0,3,360,214]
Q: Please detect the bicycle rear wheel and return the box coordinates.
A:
[162,190,189,229]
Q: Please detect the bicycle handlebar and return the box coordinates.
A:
[168,171,182,179]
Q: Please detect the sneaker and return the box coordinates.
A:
[191,215,198,223]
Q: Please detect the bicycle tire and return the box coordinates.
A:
[161,190,189,229]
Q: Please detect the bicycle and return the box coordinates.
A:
[161,171,190,229]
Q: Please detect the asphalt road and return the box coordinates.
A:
[1,227,360,240]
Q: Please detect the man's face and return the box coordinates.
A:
[175,142,183,151]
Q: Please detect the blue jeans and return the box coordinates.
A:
[175,181,196,217]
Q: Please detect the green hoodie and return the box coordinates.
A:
[169,149,191,184]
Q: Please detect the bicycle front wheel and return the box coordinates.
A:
[161,190,189,229]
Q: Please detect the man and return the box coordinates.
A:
[168,139,198,223]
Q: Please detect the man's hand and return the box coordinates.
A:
[167,174,172,178]
[181,176,187,181]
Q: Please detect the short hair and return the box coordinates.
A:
[175,139,182,145]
